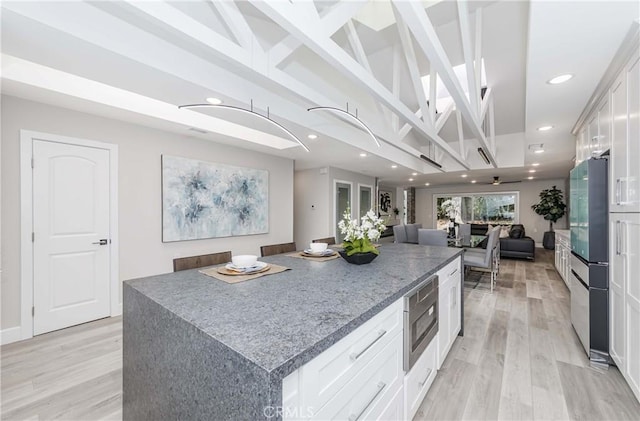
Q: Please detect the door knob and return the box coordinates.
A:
[92,239,108,245]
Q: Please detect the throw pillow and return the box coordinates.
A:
[510,227,524,239]
[486,224,494,233]
[499,226,510,238]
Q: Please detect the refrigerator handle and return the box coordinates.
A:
[616,178,621,205]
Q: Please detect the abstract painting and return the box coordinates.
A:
[162,155,269,242]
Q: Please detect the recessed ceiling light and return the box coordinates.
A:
[206,97,222,105]
[409,178,414,182]
[534,149,545,154]
[537,125,553,131]
[528,176,535,180]
[471,180,477,184]
[461,174,468,178]
[425,182,430,186]
[359,152,367,157]
[547,74,573,85]
[529,169,536,173]
[412,172,418,176]
[532,162,540,166]
[391,165,397,169]
[307,134,318,139]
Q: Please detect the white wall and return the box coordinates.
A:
[293,167,375,248]
[414,178,569,244]
[293,168,330,249]
[1,95,294,330]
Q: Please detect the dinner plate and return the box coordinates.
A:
[302,249,337,257]
[222,261,269,274]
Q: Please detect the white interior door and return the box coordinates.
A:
[33,139,111,335]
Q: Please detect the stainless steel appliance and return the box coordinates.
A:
[404,275,438,371]
[569,157,610,365]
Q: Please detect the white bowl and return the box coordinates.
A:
[232,254,258,268]
[309,242,328,253]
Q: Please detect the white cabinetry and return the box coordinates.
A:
[554,230,571,290]
[283,256,463,419]
[282,299,404,420]
[610,52,640,213]
[610,213,640,402]
[437,258,462,369]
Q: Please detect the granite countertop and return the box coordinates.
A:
[125,243,462,379]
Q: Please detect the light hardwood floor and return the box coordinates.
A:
[1,316,122,420]
[2,250,639,420]
[415,249,640,421]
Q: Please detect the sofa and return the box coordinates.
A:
[471,223,535,260]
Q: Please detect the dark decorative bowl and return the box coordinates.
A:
[338,250,378,265]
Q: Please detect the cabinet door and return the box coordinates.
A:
[610,73,627,212]
[596,96,610,155]
[623,214,640,401]
[588,115,599,158]
[437,277,450,369]
[576,129,584,164]
[625,55,640,212]
[610,217,626,369]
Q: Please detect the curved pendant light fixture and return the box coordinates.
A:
[178,101,310,152]
[307,105,381,148]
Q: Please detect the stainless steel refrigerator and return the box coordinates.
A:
[569,157,610,365]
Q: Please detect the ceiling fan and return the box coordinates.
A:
[488,176,521,185]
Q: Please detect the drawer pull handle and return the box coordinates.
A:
[449,268,458,277]
[348,381,386,421]
[418,368,433,387]
[350,330,387,361]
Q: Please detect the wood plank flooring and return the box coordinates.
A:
[2,250,639,420]
[1,316,122,420]
[415,249,640,421]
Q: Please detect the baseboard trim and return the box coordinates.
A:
[1,326,22,345]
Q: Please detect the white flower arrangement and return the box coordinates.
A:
[338,208,387,256]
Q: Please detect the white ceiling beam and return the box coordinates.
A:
[269,0,368,66]
[392,0,497,168]
[455,109,467,160]
[345,20,388,122]
[434,102,454,133]
[474,9,483,113]
[392,44,401,132]
[397,109,421,141]
[393,7,430,124]
[209,0,260,52]
[429,67,437,125]
[121,1,436,169]
[479,87,493,122]
[251,0,470,170]
[457,1,479,116]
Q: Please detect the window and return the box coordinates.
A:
[434,192,518,230]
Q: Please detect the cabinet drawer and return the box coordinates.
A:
[299,299,403,412]
[312,331,404,420]
[438,258,461,286]
[404,338,437,420]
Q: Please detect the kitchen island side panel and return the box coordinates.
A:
[123,284,272,421]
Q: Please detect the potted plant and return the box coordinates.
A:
[337,208,387,265]
[531,185,566,250]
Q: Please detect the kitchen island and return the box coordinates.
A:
[123,243,463,420]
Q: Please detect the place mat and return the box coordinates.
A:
[286,251,341,262]
[199,263,290,284]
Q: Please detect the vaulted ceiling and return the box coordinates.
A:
[2,1,638,187]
